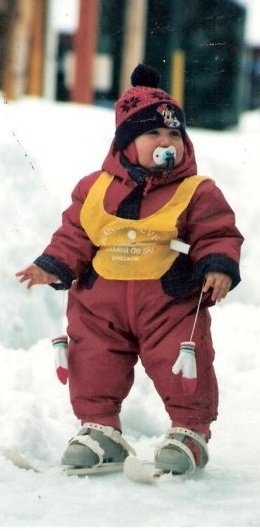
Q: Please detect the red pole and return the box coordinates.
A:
[71,0,99,104]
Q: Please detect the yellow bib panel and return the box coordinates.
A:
[80,172,206,280]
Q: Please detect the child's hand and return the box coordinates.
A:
[16,264,59,289]
[203,272,232,302]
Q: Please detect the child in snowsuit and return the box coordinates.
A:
[16,64,243,475]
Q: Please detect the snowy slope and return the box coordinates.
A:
[0,96,260,527]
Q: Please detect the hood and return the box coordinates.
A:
[102,131,197,189]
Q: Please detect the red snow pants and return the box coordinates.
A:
[66,277,218,435]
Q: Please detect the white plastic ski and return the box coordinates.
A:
[66,462,124,476]
[0,447,123,476]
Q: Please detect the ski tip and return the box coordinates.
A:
[0,447,39,472]
[123,455,161,484]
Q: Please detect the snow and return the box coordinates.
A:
[0,94,260,528]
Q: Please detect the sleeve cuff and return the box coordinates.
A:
[192,253,241,290]
[34,254,74,290]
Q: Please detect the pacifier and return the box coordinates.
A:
[153,146,176,166]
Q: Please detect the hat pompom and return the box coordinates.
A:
[131,64,161,88]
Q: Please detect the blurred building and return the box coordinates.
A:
[246,46,260,109]
[0,0,45,99]
[0,0,255,130]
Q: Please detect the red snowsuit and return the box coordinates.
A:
[35,134,243,435]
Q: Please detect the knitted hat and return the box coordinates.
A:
[115,64,186,150]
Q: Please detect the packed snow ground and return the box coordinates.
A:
[0,96,260,528]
